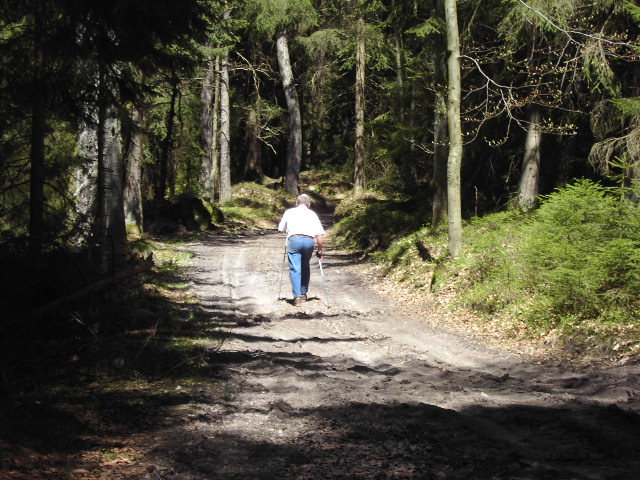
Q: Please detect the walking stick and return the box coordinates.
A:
[318,257,329,307]
[277,241,288,300]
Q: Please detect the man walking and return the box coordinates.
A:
[278,194,325,306]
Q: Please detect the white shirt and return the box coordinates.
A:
[278,204,325,239]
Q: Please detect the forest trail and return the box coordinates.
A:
[162,227,640,479]
[4,226,640,480]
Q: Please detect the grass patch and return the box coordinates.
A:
[300,167,353,202]
[371,229,447,290]
[220,182,290,232]
[333,191,431,253]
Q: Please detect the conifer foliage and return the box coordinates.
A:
[0,0,639,267]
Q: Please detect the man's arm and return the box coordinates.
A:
[316,234,324,257]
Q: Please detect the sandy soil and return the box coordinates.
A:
[152,224,640,480]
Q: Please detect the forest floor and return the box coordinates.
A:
[2,212,640,479]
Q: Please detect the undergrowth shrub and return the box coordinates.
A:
[520,179,640,324]
[450,179,640,331]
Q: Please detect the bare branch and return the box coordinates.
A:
[515,0,638,49]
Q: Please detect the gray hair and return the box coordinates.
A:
[296,194,311,205]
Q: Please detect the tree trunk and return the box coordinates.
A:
[219,46,232,203]
[96,73,107,264]
[244,35,264,183]
[244,91,263,182]
[100,104,126,273]
[124,105,145,235]
[445,0,463,257]
[276,32,302,195]
[353,16,366,196]
[97,73,126,274]
[28,4,46,258]
[432,91,449,228]
[212,56,221,200]
[431,0,448,229]
[517,107,542,211]
[199,56,219,201]
[74,81,99,250]
[392,0,404,122]
[157,72,179,200]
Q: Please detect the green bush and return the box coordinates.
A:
[521,179,640,321]
[443,179,640,331]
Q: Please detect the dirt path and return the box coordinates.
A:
[150,228,640,480]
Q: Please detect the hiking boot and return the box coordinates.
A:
[293,296,304,306]
[301,294,307,301]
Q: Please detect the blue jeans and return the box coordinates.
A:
[287,236,314,298]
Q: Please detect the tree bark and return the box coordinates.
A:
[124,105,145,235]
[445,0,463,257]
[219,46,232,203]
[431,0,449,229]
[28,4,46,258]
[98,74,126,274]
[74,79,99,250]
[276,32,302,195]
[353,16,366,196]
[101,111,126,272]
[96,72,107,263]
[244,91,264,182]
[432,91,449,228]
[199,56,219,201]
[392,0,404,122]
[517,107,542,211]
[157,72,179,200]
[212,56,221,199]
